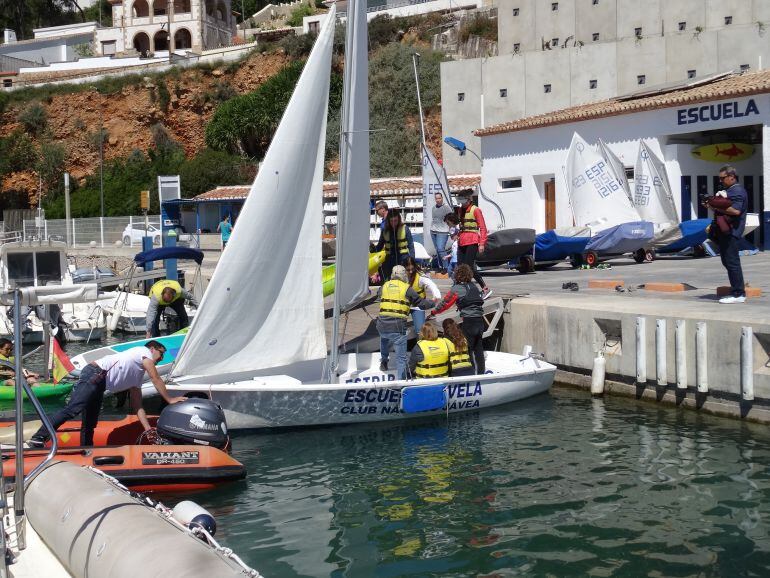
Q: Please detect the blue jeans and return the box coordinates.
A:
[717,234,745,297]
[447,260,457,279]
[431,231,449,271]
[379,330,407,380]
[411,308,425,336]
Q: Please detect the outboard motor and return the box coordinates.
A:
[156,398,229,450]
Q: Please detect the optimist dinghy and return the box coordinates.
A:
[162,0,555,429]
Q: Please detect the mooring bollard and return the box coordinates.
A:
[591,352,606,395]
[656,319,667,387]
[675,319,686,390]
[696,322,708,393]
[741,326,754,401]
[636,316,646,384]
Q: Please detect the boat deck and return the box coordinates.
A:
[5,493,70,577]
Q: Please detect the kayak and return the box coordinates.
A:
[322,250,386,297]
[0,381,73,401]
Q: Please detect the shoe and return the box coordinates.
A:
[482,287,493,300]
[719,295,746,304]
[379,359,388,372]
[25,438,45,449]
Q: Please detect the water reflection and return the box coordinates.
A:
[163,390,770,577]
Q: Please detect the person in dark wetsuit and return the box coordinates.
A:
[431,264,486,374]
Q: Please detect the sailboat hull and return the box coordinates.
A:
[168,352,555,429]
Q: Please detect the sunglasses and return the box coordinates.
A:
[156,349,166,361]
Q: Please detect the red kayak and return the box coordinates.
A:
[2,445,245,493]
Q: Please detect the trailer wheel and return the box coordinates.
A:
[693,244,706,258]
[645,248,656,262]
[584,251,598,267]
[570,253,583,268]
[633,249,646,263]
[517,255,535,273]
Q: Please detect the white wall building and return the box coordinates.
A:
[474,70,770,250]
[442,0,770,174]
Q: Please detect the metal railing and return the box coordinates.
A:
[21,215,162,248]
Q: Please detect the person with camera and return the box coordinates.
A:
[704,165,747,304]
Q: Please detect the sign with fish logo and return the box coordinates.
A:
[691,143,754,163]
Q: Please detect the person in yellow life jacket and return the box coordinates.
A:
[441,319,475,377]
[377,265,435,380]
[145,279,197,338]
[0,338,40,386]
[374,209,415,282]
[408,322,450,379]
[404,256,441,336]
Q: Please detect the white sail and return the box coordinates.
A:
[171,6,336,378]
[334,0,370,311]
[597,139,633,204]
[564,132,641,232]
[421,145,451,256]
[633,140,679,228]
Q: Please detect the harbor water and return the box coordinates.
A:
[19,339,770,576]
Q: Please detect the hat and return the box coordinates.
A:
[391,265,408,282]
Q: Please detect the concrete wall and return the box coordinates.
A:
[0,33,93,65]
[442,0,770,175]
[477,94,770,237]
[503,294,770,418]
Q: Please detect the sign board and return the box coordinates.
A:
[140,190,150,210]
[157,175,181,207]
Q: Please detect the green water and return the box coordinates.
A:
[171,389,770,577]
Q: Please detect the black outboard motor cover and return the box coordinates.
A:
[156,398,229,449]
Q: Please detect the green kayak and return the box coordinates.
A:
[0,382,73,401]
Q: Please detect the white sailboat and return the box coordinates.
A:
[164,0,555,429]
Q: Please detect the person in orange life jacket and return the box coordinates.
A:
[28,340,186,448]
[374,209,415,282]
[377,265,435,380]
[430,264,486,374]
[408,321,450,379]
[455,188,491,298]
[441,318,475,377]
[403,256,441,336]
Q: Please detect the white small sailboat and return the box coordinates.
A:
[164,0,555,429]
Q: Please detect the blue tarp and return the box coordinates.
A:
[658,218,710,253]
[400,385,447,413]
[534,230,591,262]
[586,221,654,255]
[134,247,204,266]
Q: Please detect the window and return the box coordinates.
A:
[499,88,508,97]
[308,20,319,33]
[512,7,519,16]
[544,84,552,93]
[740,63,750,71]
[592,32,599,41]
[101,40,116,55]
[457,92,465,101]
[513,42,520,52]
[2,78,11,88]
[589,79,598,89]
[634,27,642,37]
[499,178,522,191]
[624,167,634,181]
[725,16,732,25]
[551,2,558,11]
[687,69,696,78]
[552,37,559,46]
[637,74,646,85]
[678,21,686,31]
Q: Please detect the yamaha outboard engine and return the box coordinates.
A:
[156,398,229,450]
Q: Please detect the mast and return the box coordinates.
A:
[328,0,358,381]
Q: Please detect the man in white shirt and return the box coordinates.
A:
[28,340,184,447]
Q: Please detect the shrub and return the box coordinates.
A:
[286,4,316,27]
[2,131,39,173]
[278,32,317,58]
[19,102,48,135]
[458,13,498,44]
[36,141,67,194]
[157,82,171,112]
[178,148,252,198]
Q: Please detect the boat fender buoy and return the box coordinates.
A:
[591,353,605,395]
[172,500,217,536]
[107,312,120,332]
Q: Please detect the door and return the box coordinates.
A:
[544,179,556,230]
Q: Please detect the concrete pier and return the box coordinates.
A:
[493,252,770,422]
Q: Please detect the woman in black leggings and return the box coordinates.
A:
[431,264,486,374]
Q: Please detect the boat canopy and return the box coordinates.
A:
[134,247,204,266]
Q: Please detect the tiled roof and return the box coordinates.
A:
[194,175,481,201]
[476,69,770,137]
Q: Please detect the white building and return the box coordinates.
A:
[442,0,770,174]
[95,0,236,56]
[474,70,770,250]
